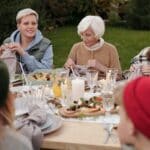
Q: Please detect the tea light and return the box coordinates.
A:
[72,78,85,101]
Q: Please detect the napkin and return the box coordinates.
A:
[14,106,48,150]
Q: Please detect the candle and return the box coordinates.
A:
[72,78,85,101]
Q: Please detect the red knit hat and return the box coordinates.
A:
[123,76,150,138]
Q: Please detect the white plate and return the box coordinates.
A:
[11,85,39,93]
[40,114,53,130]
[42,115,63,135]
[28,69,52,85]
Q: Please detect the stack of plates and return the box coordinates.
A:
[41,114,62,134]
[14,113,63,135]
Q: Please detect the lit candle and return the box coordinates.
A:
[72,78,85,101]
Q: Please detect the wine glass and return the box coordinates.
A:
[86,69,98,93]
[101,78,118,143]
[106,68,118,89]
[101,89,116,143]
[61,78,72,107]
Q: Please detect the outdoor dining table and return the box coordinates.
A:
[41,120,121,150]
[11,68,123,150]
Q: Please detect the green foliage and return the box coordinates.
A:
[37,0,129,27]
[0,0,47,43]
[0,0,129,43]
[126,0,150,29]
[0,0,36,43]
[108,11,121,26]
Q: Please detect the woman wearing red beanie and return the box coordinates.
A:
[115,76,150,150]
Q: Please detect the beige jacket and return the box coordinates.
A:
[68,41,122,75]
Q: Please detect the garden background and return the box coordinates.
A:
[0,0,150,70]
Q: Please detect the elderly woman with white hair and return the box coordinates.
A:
[65,15,122,77]
[0,8,53,73]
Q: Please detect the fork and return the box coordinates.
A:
[103,124,114,144]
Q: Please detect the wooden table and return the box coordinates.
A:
[41,120,121,150]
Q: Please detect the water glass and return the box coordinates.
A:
[2,57,16,82]
[0,49,17,82]
[106,68,118,83]
[104,68,118,91]
[61,82,72,107]
[102,90,114,114]
[86,69,98,92]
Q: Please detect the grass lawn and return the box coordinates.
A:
[44,25,150,70]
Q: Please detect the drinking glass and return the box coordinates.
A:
[0,49,17,82]
[86,69,98,93]
[106,68,118,81]
[61,81,72,107]
[104,68,118,91]
[101,90,114,120]
[101,80,119,144]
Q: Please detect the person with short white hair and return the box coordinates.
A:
[65,15,122,78]
[16,8,39,23]
[77,15,105,39]
[0,8,53,73]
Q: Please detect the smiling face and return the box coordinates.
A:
[80,27,98,47]
[17,14,38,39]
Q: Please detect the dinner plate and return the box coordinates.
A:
[40,114,53,130]
[11,74,23,82]
[42,114,63,135]
[11,85,40,93]
[28,69,52,85]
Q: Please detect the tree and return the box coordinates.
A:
[126,0,150,29]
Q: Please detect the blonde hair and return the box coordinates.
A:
[77,15,105,38]
[16,8,39,23]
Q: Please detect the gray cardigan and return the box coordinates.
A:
[0,126,33,150]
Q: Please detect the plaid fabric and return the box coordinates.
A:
[131,47,150,65]
[131,55,148,64]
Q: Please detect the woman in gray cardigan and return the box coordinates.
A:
[0,60,33,150]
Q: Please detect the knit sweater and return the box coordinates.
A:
[0,126,33,150]
[68,41,122,75]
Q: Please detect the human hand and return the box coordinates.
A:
[141,64,150,76]
[64,58,75,68]
[87,59,106,72]
[5,42,25,56]
[129,64,136,72]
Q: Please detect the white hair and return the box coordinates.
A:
[16,8,39,23]
[77,15,105,38]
